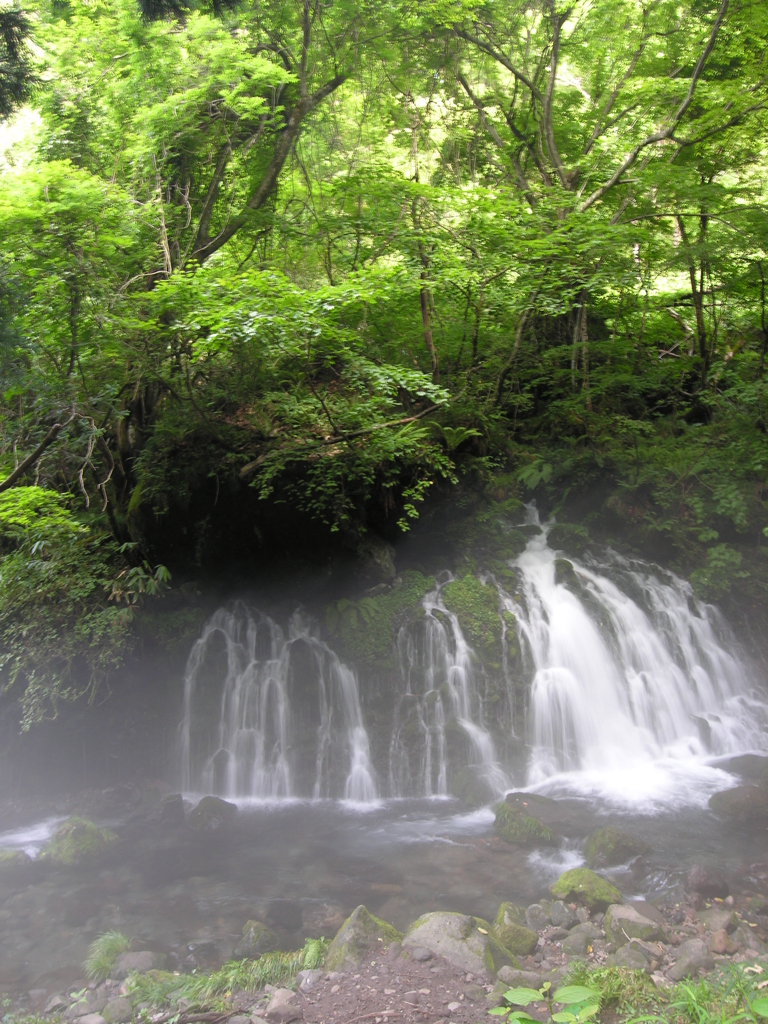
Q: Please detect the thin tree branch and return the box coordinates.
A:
[0,408,76,494]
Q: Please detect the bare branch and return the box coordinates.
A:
[0,408,76,494]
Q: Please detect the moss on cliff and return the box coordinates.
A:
[442,574,503,667]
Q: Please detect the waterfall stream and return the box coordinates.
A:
[179,522,767,809]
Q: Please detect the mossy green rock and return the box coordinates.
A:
[709,785,768,823]
[494,802,555,846]
[554,558,581,590]
[325,905,402,970]
[442,574,502,665]
[493,904,539,955]
[0,849,32,880]
[233,919,280,959]
[549,868,621,911]
[187,795,237,831]
[584,827,649,868]
[39,817,118,867]
[547,523,590,556]
[404,911,519,978]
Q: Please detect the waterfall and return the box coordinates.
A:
[388,578,509,799]
[179,522,766,810]
[179,604,377,801]
[509,513,768,809]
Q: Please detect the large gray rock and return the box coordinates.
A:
[493,904,539,955]
[65,999,107,1020]
[326,905,402,971]
[686,864,729,898]
[583,827,649,869]
[612,943,652,971]
[497,968,547,988]
[113,950,165,979]
[403,911,517,979]
[667,939,714,981]
[604,904,662,946]
[102,999,132,1024]
[297,969,324,993]
[526,904,550,931]
[562,931,590,957]
[77,1016,106,1024]
[550,901,579,930]
[733,925,767,953]
[265,989,303,1023]
[568,922,603,942]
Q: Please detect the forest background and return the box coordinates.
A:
[0,0,767,729]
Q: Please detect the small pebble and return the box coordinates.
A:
[330,985,340,995]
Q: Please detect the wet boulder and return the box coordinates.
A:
[686,863,729,898]
[187,796,237,831]
[0,849,33,882]
[554,559,581,590]
[453,766,497,808]
[493,904,539,955]
[403,911,519,978]
[584,827,649,869]
[709,786,768,824]
[38,817,118,868]
[549,868,621,912]
[494,802,555,846]
[547,523,590,556]
[603,904,662,946]
[233,919,280,959]
[113,950,166,979]
[325,905,402,971]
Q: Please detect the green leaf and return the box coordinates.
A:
[502,988,544,1006]
[553,987,600,1006]
[749,999,768,1018]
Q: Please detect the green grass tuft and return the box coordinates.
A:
[84,931,131,981]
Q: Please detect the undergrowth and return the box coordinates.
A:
[84,931,131,982]
[125,937,328,1010]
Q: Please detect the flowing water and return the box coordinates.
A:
[2,518,767,993]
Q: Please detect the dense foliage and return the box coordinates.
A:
[0,0,767,716]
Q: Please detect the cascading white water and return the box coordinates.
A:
[508,512,768,810]
[179,604,377,801]
[388,579,509,798]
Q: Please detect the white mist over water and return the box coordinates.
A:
[180,605,377,801]
[510,511,768,811]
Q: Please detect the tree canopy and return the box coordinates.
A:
[0,0,767,722]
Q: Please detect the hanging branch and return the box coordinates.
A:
[0,407,77,494]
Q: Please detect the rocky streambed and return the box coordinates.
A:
[2,779,768,1021]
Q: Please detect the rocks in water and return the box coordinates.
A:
[547,523,590,556]
[452,766,496,808]
[709,786,768,824]
[113,950,166,979]
[549,868,621,911]
[667,938,715,981]
[549,900,579,930]
[583,827,649,869]
[265,988,303,1022]
[159,794,185,827]
[493,802,555,846]
[302,902,345,938]
[554,559,581,590]
[493,904,539,955]
[686,864,729,898]
[603,904,662,946]
[101,998,132,1024]
[187,796,237,831]
[39,817,118,867]
[233,919,280,959]
[695,907,737,933]
[525,904,550,931]
[403,911,518,978]
[326,905,402,970]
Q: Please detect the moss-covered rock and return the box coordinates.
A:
[39,817,118,867]
[233,919,280,959]
[583,827,649,868]
[327,571,433,668]
[187,795,237,831]
[493,904,539,955]
[0,848,32,881]
[547,524,590,557]
[442,575,502,666]
[549,868,621,911]
[493,802,556,845]
[554,558,581,590]
[325,905,402,970]
[709,785,768,823]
